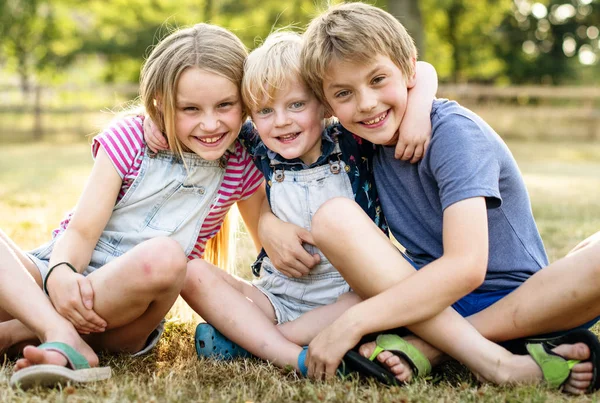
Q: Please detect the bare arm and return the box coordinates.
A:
[257,197,320,278]
[306,197,489,377]
[236,183,266,253]
[46,147,122,333]
[396,61,438,162]
[345,197,488,333]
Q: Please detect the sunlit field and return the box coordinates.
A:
[0,138,599,402]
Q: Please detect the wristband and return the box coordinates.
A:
[43,262,78,295]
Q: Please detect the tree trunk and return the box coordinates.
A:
[386,0,425,60]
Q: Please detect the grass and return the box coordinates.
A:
[1,139,600,402]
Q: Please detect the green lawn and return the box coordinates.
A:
[0,139,599,402]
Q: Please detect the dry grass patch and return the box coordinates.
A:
[1,139,599,402]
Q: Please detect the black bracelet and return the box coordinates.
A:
[43,262,78,295]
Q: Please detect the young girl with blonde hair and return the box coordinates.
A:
[2,22,265,388]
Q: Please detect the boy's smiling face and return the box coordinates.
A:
[323,54,416,146]
[251,78,325,165]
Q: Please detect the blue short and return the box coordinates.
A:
[400,251,600,337]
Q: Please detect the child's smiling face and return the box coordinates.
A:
[251,78,325,165]
[323,54,416,146]
[174,67,243,160]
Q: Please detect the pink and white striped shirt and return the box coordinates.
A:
[53,116,264,260]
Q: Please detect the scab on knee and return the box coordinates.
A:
[137,237,187,290]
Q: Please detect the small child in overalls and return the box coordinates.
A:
[153,31,436,375]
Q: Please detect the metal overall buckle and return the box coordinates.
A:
[274,170,285,182]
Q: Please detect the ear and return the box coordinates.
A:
[406,57,417,89]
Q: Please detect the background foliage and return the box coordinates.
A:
[1,0,599,91]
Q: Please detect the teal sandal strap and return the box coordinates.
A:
[526,343,579,389]
[38,342,91,370]
[369,334,432,378]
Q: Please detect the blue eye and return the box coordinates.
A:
[257,107,273,115]
[335,90,351,99]
[290,101,305,109]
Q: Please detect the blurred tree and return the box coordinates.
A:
[387,0,425,59]
[420,0,511,83]
[0,0,79,93]
[495,0,600,84]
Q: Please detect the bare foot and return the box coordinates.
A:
[13,331,98,372]
[478,342,593,394]
[552,343,593,395]
[358,341,413,382]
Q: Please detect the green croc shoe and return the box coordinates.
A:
[10,342,112,389]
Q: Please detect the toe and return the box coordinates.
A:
[552,342,590,361]
[359,341,377,358]
[390,363,412,382]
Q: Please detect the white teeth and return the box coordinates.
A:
[363,112,387,125]
[278,133,299,141]
[198,134,225,144]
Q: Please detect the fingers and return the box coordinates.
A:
[274,258,311,278]
[307,349,338,381]
[78,277,94,310]
[77,277,107,331]
[143,117,168,152]
[409,143,425,164]
[276,265,305,278]
[400,143,416,161]
[394,141,407,160]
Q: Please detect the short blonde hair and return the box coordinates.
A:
[140,23,247,159]
[301,2,417,105]
[241,31,304,111]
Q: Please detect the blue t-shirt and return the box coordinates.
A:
[238,120,387,276]
[374,99,548,291]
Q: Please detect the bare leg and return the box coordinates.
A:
[311,198,593,392]
[182,260,360,371]
[0,230,98,369]
[278,292,362,346]
[469,242,600,341]
[82,237,187,354]
[181,259,303,369]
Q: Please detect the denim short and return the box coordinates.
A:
[253,257,351,324]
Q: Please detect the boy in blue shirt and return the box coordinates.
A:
[266,2,600,394]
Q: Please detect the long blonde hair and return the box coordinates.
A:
[139,23,248,270]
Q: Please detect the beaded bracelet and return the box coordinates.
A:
[43,262,78,295]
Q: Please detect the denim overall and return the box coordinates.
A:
[253,139,353,324]
[26,148,226,354]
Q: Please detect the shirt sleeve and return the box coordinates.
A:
[237,120,264,158]
[91,116,145,179]
[427,113,501,211]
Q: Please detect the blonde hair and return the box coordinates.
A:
[241,31,304,111]
[139,23,248,271]
[301,2,417,106]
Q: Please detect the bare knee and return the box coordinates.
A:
[312,198,362,245]
[134,237,187,293]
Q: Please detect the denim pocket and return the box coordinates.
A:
[146,184,206,233]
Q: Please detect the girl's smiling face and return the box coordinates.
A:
[175,67,244,160]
